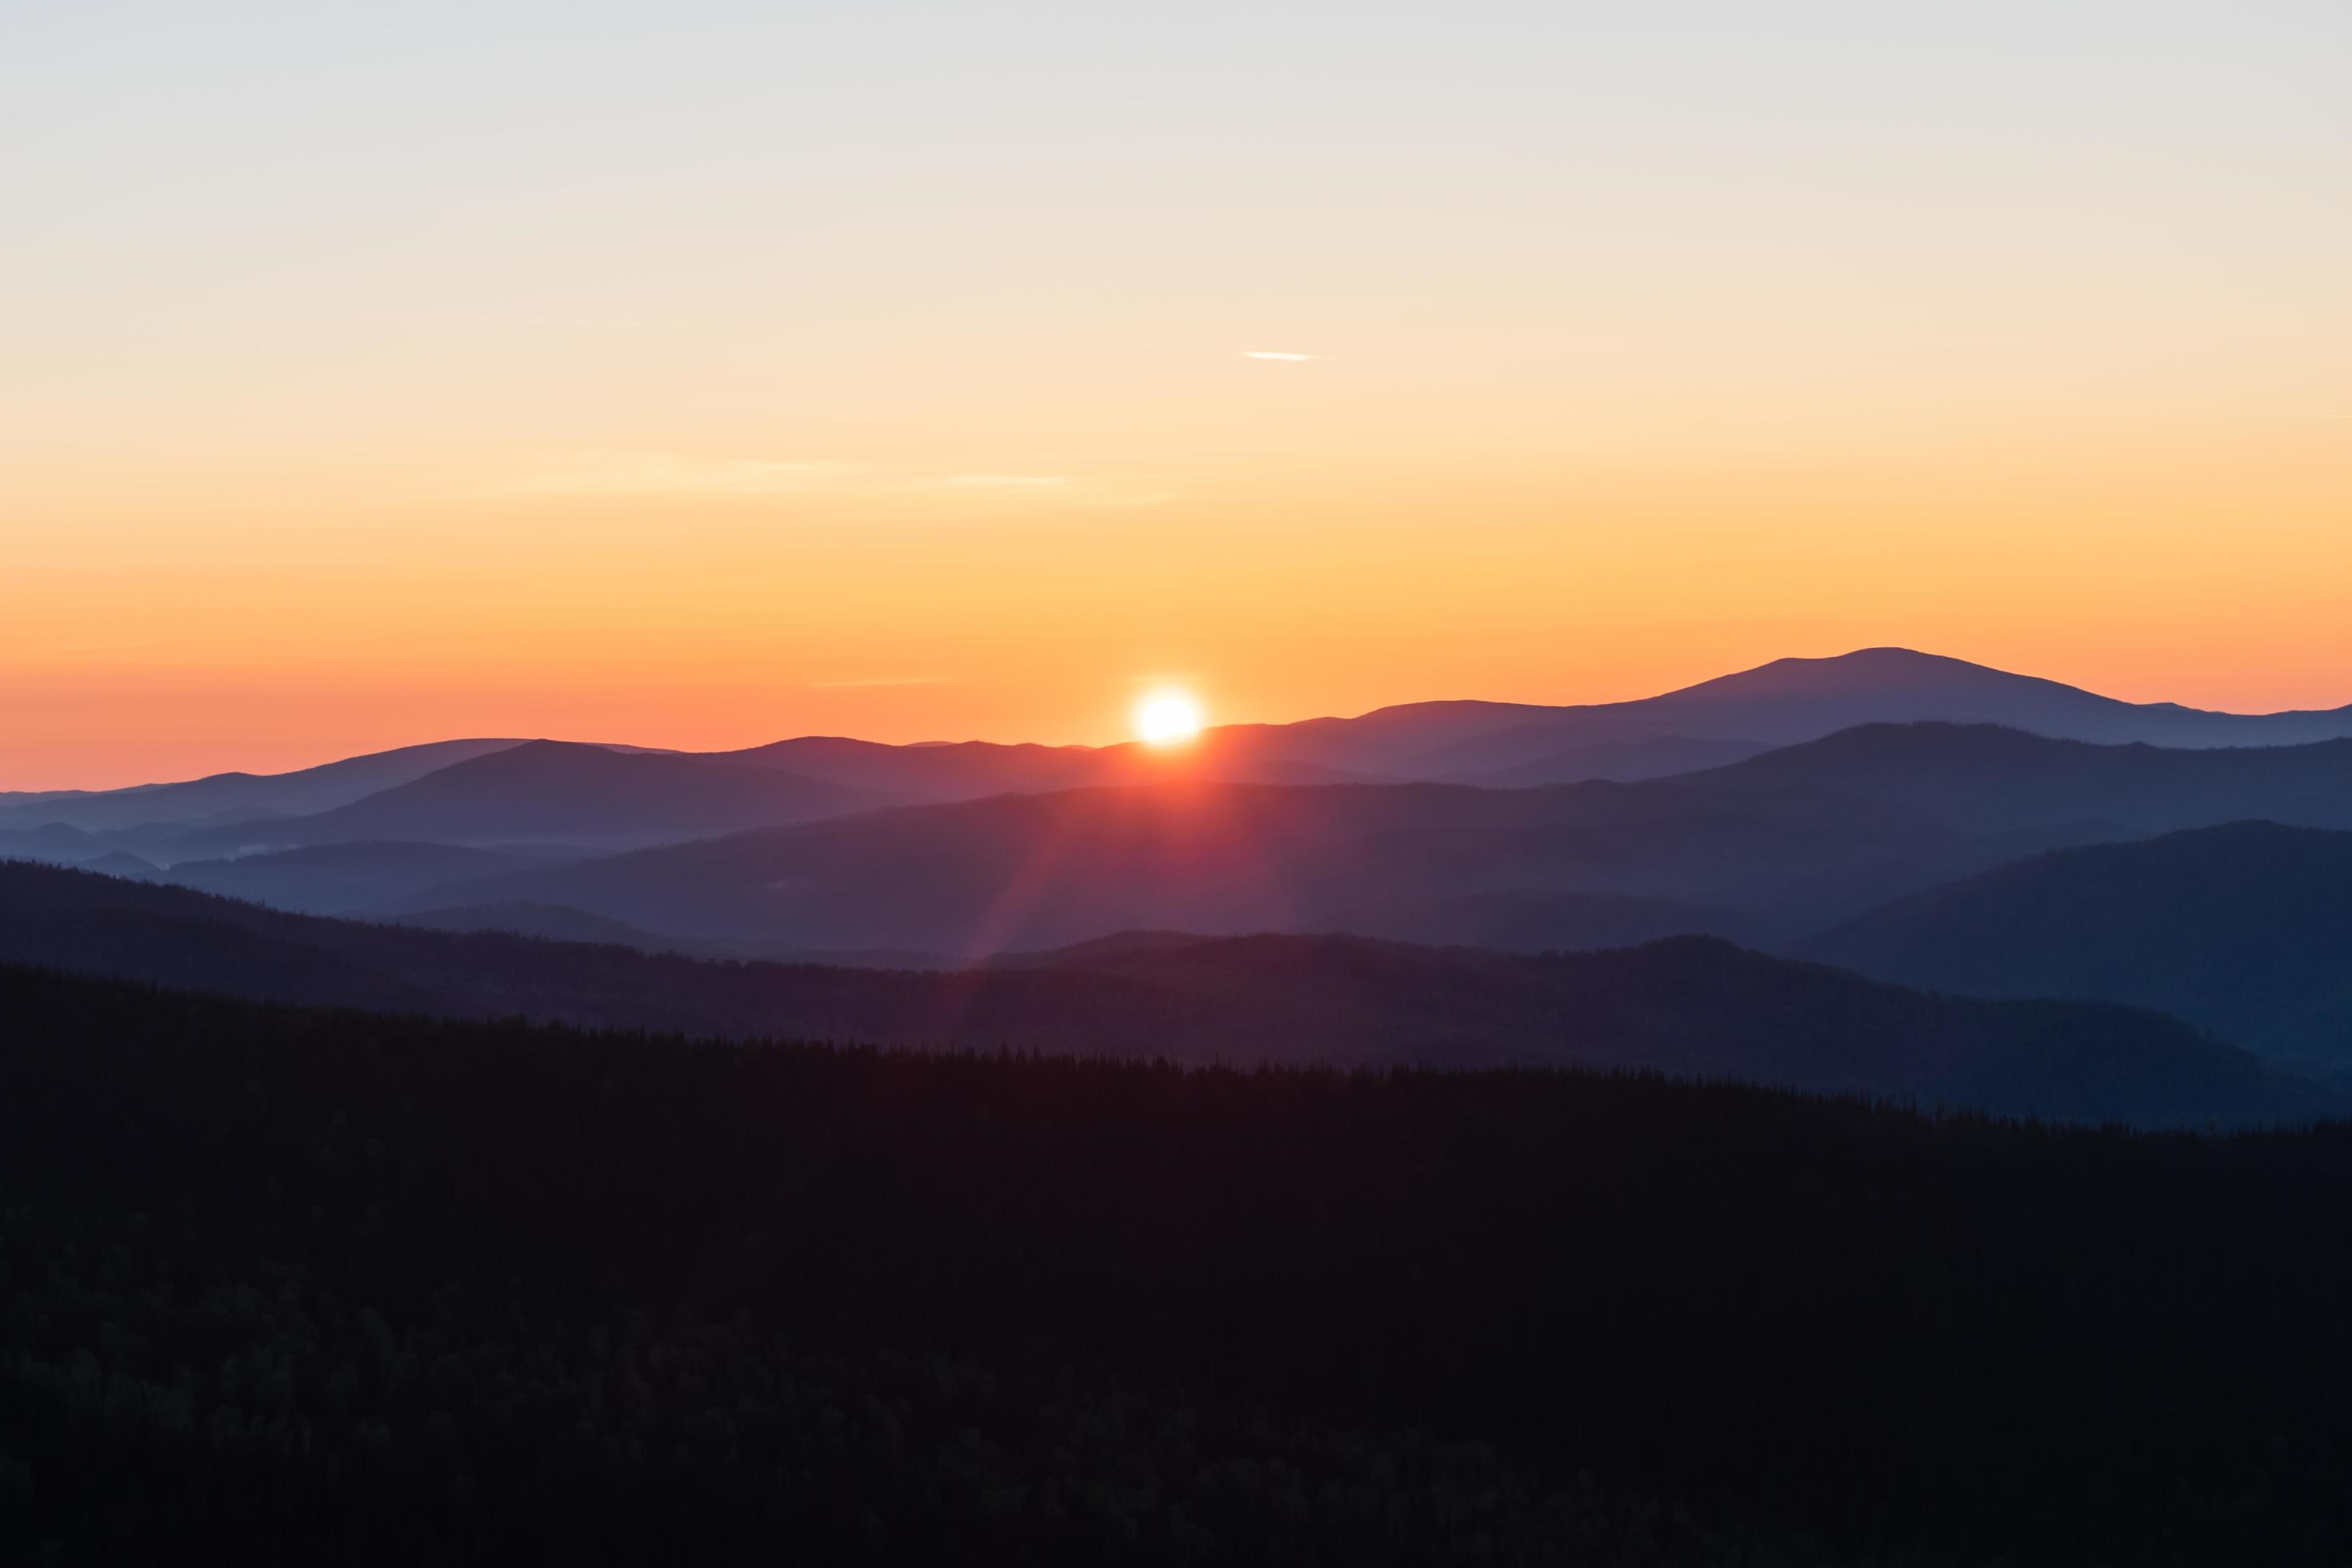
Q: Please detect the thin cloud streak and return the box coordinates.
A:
[806,676,957,689]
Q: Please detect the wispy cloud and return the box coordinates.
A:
[807,675,955,689]
[1242,350,1316,362]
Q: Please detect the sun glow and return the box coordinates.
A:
[1135,689,1205,746]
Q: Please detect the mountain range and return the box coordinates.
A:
[0,737,530,832]
[0,859,2321,1128]
[6,646,2350,1086]
[14,648,2352,845]
[142,740,897,857]
[367,722,2352,959]
[1187,646,2352,784]
[1806,821,2352,1074]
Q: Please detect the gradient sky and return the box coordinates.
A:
[6,2,2349,787]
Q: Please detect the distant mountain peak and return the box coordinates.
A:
[1655,647,2082,702]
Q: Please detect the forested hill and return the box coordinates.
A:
[0,860,2326,1127]
[1804,821,2352,1071]
[4,964,2350,1565]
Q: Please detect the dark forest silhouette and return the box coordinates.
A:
[7,965,2352,1565]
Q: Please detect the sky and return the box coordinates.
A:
[5,1,2348,787]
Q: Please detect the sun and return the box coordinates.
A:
[1134,689,1205,746]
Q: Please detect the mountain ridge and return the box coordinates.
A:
[387,722,2352,958]
[0,858,2322,1128]
[147,740,902,858]
[1803,820,2352,1070]
[21,648,2352,821]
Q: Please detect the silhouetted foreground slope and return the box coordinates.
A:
[5,965,2350,1565]
[0,861,2320,1126]
[1806,822,2352,1072]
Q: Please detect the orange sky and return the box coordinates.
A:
[5,3,2348,789]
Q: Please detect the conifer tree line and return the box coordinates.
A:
[4,964,2349,1564]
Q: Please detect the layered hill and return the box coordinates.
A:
[0,820,122,866]
[14,650,2352,848]
[710,651,2352,802]
[714,731,1373,797]
[1667,722,2352,834]
[390,723,2352,958]
[384,775,1998,954]
[0,738,528,832]
[1306,888,1769,951]
[150,741,896,857]
[1804,822,2352,1071]
[0,860,2321,1127]
[1447,734,1769,787]
[155,841,566,915]
[1309,647,2352,782]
